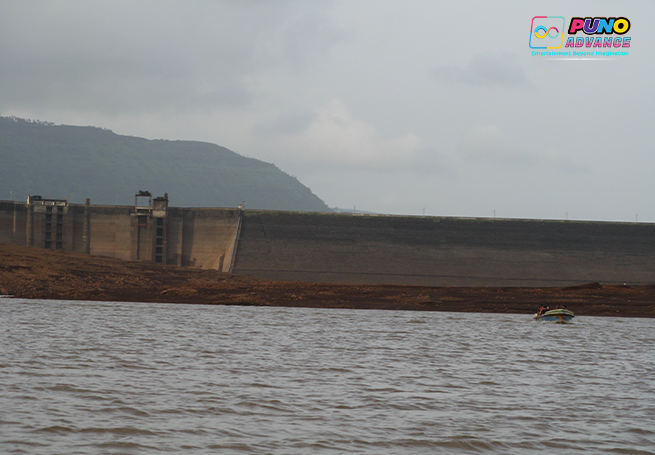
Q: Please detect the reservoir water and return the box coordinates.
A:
[1,299,654,454]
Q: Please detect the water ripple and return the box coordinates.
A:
[1,300,654,454]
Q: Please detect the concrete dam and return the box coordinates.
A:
[232,211,655,287]
[2,194,655,287]
[0,194,241,272]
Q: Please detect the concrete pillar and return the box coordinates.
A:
[130,214,139,261]
[153,195,168,264]
[62,205,74,251]
[26,196,34,246]
[82,198,91,254]
[176,212,184,266]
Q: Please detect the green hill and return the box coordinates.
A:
[0,116,330,211]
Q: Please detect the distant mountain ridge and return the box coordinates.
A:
[0,116,330,211]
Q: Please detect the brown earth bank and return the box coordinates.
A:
[1,243,654,317]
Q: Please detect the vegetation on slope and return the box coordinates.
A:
[0,116,330,211]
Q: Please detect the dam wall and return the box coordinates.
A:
[231,211,655,287]
[0,198,240,271]
[4,197,655,287]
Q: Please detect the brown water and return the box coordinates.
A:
[1,299,654,454]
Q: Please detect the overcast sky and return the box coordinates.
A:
[1,0,653,221]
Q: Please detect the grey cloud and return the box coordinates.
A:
[458,126,585,172]
[0,1,341,114]
[253,112,316,136]
[256,8,347,72]
[434,55,532,88]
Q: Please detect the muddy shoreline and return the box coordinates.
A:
[1,244,654,317]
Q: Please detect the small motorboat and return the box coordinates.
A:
[533,308,574,323]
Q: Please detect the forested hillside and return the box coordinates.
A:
[0,116,329,211]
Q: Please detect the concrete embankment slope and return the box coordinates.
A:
[231,211,655,287]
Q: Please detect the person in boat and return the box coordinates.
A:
[537,305,550,316]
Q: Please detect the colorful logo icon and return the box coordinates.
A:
[530,16,565,49]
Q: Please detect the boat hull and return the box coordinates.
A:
[533,309,575,323]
